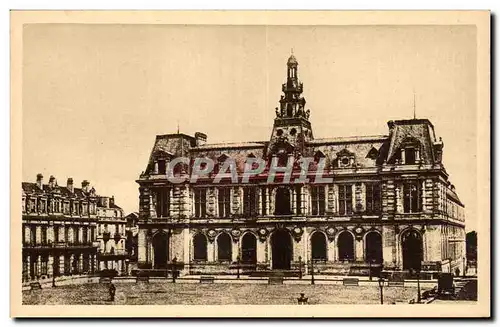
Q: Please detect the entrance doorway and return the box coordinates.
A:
[275,187,291,215]
[271,229,292,269]
[402,229,423,271]
[152,232,169,269]
[241,233,257,264]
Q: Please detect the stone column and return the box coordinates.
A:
[183,229,190,275]
[293,234,304,261]
[231,239,239,262]
[257,238,266,264]
[290,187,296,214]
[59,255,65,275]
[271,188,277,215]
[382,225,396,268]
[395,183,403,213]
[207,241,215,262]
[355,238,364,262]
[137,229,148,265]
[47,254,54,277]
[328,239,336,262]
[48,226,54,244]
[35,226,41,245]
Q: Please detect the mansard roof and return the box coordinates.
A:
[22,182,92,199]
[386,119,438,164]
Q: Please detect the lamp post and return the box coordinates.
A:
[172,257,177,283]
[52,255,56,288]
[369,259,373,281]
[310,259,315,285]
[378,277,384,305]
[298,256,302,280]
[416,268,421,303]
[463,257,466,277]
[236,256,241,279]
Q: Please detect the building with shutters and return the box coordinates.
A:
[135,54,466,277]
[21,174,129,282]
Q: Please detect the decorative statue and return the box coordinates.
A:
[305,109,310,119]
[275,107,280,118]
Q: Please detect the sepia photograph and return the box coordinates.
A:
[10,10,490,318]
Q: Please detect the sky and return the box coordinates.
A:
[22,24,477,230]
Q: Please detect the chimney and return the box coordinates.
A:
[67,178,74,193]
[81,180,90,193]
[101,197,109,208]
[195,132,207,146]
[110,195,115,207]
[36,173,43,189]
[48,175,56,188]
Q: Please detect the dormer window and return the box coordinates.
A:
[405,148,416,164]
[399,137,421,165]
[335,149,355,169]
[158,159,166,174]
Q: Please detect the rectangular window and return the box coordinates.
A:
[30,226,36,245]
[90,227,95,242]
[365,183,381,214]
[41,256,48,275]
[194,189,207,218]
[311,186,326,216]
[53,226,59,243]
[64,227,69,243]
[338,184,353,215]
[83,227,88,244]
[243,188,258,216]
[405,148,416,164]
[261,188,267,215]
[74,227,80,244]
[403,181,421,213]
[158,159,166,174]
[155,188,170,217]
[296,186,302,215]
[218,188,231,217]
[41,226,47,245]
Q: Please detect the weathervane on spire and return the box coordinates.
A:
[177,120,180,134]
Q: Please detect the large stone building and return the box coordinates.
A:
[135,55,466,276]
[21,174,129,282]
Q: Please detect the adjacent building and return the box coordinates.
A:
[96,196,129,275]
[22,174,129,282]
[22,175,99,282]
[135,55,466,276]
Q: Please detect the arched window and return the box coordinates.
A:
[152,232,169,269]
[241,233,257,264]
[217,233,232,261]
[193,233,207,261]
[402,229,423,271]
[365,232,383,264]
[311,232,327,261]
[338,231,355,262]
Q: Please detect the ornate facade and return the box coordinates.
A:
[135,55,466,276]
[22,174,129,282]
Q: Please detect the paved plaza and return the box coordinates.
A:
[23,281,427,305]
